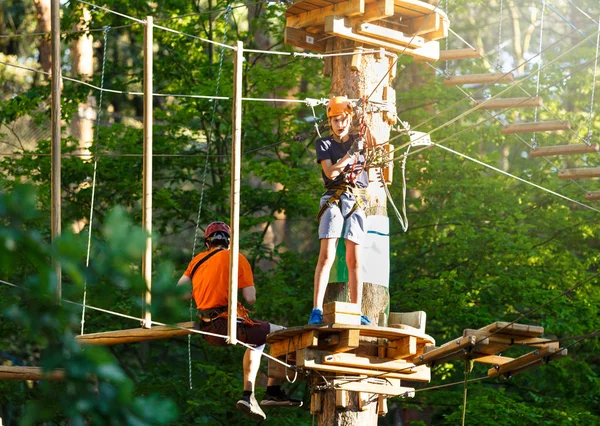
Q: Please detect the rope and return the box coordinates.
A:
[531,0,547,150]
[461,360,472,426]
[81,26,111,335]
[585,17,600,145]
[186,4,234,391]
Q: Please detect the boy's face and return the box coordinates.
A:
[329,114,351,140]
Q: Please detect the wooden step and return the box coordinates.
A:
[585,191,600,200]
[478,321,544,337]
[558,167,600,179]
[0,366,65,381]
[529,143,599,158]
[444,72,514,86]
[502,120,571,134]
[473,96,543,110]
[414,47,484,62]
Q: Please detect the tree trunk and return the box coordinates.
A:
[70,6,95,159]
[33,0,52,75]
[321,37,395,426]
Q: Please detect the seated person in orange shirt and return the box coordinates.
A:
[177,221,301,421]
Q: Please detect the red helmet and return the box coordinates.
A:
[204,221,231,239]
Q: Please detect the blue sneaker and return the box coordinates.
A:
[360,314,371,325]
[308,308,323,325]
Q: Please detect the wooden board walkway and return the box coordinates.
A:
[76,321,196,345]
[413,322,567,379]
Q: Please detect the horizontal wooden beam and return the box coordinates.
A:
[529,143,599,158]
[287,0,365,29]
[585,190,600,201]
[478,322,544,337]
[444,72,514,86]
[558,167,600,179]
[473,97,543,110]
[413,335,478,366]
[357,22,425,49]
[502,120,570,134]
[77,321,196,346]
[332,378,415,397]
[325,16,440,60]
[297,348,431,381]
[487,346,557,377]
[472,354,514,365]
[414,47,484,62]
[0,366,65,381]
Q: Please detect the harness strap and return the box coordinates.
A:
[316,186,368,223]
[190,248,224,280]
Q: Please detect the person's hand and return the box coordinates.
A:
[348,137,364,157]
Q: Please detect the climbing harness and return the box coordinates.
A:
[316,185,368,223]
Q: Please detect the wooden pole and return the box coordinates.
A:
[142,16,153,328]
[529,143,599,158]
[0,366,65,381]
[585,191,600,201]
[414,47,484,62]
[76,322,196,345]
[473,96,543,110]
[228,41,243,345]
[502,120,570,134]
[558,167,600,179]
[50,0,62,301]
[443,72,514,86]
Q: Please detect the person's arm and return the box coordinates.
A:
[241,286,256,306]
[320,155,355,180]
[177,275,192,301]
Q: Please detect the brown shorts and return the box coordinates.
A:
[198,317,271,347]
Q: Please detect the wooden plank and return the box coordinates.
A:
[487,346,556,377]
[529,143,599,158]
[287,0,365,29]
[472,354,514,365]
[325,16,440,60]
[413,47,484,62]
[383,86,397,125]
[323,350,423,373]
[357,23,425,48]
[444,72,514,86]
[463,329,557,355]
[558,167,600,179]
[478,322,544,337]
[298,349,431,381]
[330,329,361,352]
[284,27,327,52]
[393,0,438,17]
[423,13,448,41]
[404,12,439,36]
[336,389,349,407]
[585,190,600,201]
[323,301,361,315]
[413,335,477,365]
[388,311,426,332]
[287,0,348,16]
[332,378,415,397]
[266,323,435,345]
[358,0,395,23]
[269,330,319,358]
[351,43,364,70]
[387,336,417,359]
[377,394,388,414]
[76,321,196,345]
[323,312,361,325]
[473,97,543,110]
[496,348,568,378]
[0,366,65,381]
[502,120,570,134]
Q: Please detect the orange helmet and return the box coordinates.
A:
[327,96,353,118]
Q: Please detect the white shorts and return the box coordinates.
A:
[318,192,367,244]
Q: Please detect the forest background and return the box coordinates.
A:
[1,0,599,424]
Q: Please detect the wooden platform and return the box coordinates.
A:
[284,0,449,60]
[76,321,196,345]
[412,322,567,379]
[267,322,435,397]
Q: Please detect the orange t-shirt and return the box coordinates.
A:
[184,249,254,310]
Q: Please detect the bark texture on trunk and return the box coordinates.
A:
[320,37,395,426]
